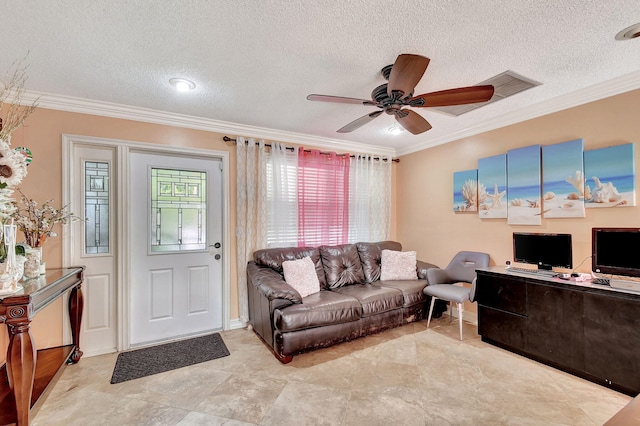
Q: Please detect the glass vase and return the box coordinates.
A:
[24,247,42,279]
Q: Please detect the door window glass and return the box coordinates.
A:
[150,168,206,252]
[85,161,110,254]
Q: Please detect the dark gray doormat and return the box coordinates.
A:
[110,333,230,384]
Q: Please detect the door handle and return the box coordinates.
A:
[209,242,222,260]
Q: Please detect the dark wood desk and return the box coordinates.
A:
[0,267,84,425]
[476,267,640,396]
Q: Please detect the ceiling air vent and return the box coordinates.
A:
[431,70,541,116]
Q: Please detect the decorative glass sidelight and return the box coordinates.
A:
[150,168,207,252]
[85,161,110,254]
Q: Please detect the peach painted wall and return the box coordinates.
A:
[1,106,397,362]
[396,88,640,318]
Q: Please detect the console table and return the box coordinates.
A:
[0,267,85,426]
[476,267,640,396]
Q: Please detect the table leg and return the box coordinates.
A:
[7,321,36,426]
[68,284,84,363]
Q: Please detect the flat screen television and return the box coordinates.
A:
[513,232,573,270]
[592,228,640,278]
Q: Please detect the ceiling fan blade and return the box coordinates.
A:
[409,85,495,107]
[395,109,432,135]
[307,94,377,106]
[337,110,383,133]
[387,54,430,99]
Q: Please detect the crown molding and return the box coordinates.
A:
[20,91,396,157]
[395,70,640,157]
[20,69,640,160]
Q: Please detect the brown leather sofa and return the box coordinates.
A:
[247,241,438,363]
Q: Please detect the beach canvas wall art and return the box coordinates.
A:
[542,139,586,218]
[584,143,635,208]
[453,169,479,212]
[507,145,542,225]
[478,154,507,219]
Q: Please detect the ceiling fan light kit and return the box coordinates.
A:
[388,124,404,135]
[307,54,495,135]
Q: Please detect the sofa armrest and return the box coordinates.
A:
[417,260,439,280]
[247,262,302,304]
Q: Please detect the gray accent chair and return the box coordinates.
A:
[423,251,490,340]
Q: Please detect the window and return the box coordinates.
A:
[297,150,350,247]
[264,147,391,248]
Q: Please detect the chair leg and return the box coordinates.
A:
[449,302,453,323]
[426,297,436,329]
[457,303,464,341]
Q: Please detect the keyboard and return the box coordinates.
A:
[590,277,611,286]
[506,267,559,278]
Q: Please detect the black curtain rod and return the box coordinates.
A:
[223,136,399,163]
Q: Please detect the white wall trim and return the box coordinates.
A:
[228,318,246,330]
[450,309,478,326]
[26,70,640,161]
[28,71,640,166]
[396,70,640,156]
[23,90,395,157]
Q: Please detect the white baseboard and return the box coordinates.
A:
[450,309,478,326]
[83,348,118,358]
[228,318,246,330]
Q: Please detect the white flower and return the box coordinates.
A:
[0,187,16,221]
[0,139,28,188]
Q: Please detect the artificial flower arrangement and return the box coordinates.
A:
[0,59,39,288]
[11,188,83,248]
[0,137,27,218]
[0,58,37,218]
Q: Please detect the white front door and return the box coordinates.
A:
[129,150,223,346]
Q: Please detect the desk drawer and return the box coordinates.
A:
[476,272,527,315]
[478,306,527,351]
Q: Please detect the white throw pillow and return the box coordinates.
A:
[282,256,321,298]
[380,249,418,281]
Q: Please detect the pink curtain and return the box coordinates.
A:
[297,149,350,246]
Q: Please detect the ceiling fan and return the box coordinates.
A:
[307,54,495,135]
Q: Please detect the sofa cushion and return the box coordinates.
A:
[332,284,403,317]
[320,244,365,288]
[377,279,429,307]
[356,241,402,283]
[253,246,327,289]
[380,249,418,281]
[282,256,321,298]
[273,291,361,332]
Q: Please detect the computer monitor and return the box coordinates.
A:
[513,232,573,270]
[592,228,640,278]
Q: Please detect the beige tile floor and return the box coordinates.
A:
[32,316,631,425]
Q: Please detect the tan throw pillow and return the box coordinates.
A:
[282,256,321,298]
[380,249,418,281]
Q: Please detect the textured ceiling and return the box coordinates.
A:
[1,1,640,156]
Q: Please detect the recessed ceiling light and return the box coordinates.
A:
[388,125,404,135]
[615,23,640,40]
[169,78,196,92]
